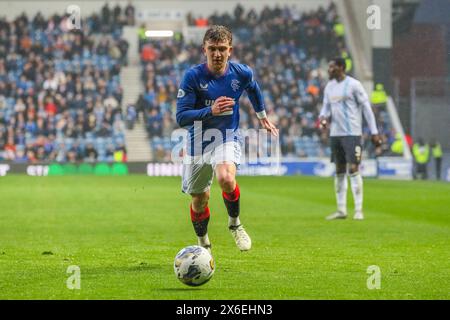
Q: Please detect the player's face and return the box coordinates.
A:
[203,40,232,73]
[328,61,343,80]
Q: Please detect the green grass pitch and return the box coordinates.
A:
[0,175,448,299]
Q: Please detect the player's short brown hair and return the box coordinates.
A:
[203,25,232,46]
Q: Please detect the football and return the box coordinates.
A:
[174,245,215,286]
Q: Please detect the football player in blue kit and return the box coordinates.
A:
[176,25,278,252]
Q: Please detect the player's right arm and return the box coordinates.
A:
[319,85,331,129]
[176,70,211,127]
[176,70,234,127]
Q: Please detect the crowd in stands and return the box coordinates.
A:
[0,2,395,164]
[138,2,393,160]
[0,3,133,163]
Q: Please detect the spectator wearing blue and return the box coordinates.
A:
[126,102,137,130]
[0,7,129,163]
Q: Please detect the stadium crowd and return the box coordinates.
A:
[0,2,395,164]
[139,3,394,160]
[0,4,132,163]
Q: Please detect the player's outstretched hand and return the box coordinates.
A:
[211,96,235,116]
[371,134,383,147]
[259,117,279,137]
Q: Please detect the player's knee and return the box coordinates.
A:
[217,174,235,192]
[349,165,359,174]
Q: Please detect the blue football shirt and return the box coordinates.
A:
[176,61,266,155]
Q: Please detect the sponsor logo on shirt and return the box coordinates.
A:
[330,95,350,103]
[199,83,208,91]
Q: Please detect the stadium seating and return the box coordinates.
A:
[137,4,389,160]
[0,3,395,163]
[0,6,130,163]
[138,3,393,160]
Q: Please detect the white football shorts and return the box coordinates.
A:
[182,141,241,194]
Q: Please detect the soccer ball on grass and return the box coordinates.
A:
[174,245,215,286]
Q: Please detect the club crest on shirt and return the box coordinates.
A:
[231,79,240,92]
[177,89,185,98]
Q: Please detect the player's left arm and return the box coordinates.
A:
[244,66,279,137]
[363,102,382,147]
[354,82,382,147]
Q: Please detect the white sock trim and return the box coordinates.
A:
[228,216,241,227]
[198,234,210,246]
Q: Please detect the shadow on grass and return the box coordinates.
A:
[155,288,208,292]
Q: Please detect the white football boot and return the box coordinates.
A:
[353,211,364,220]
[229,225,252,251]
[326,211,348,220]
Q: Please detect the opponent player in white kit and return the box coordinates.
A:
[319,58,382,220]
[176,26,278,251]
